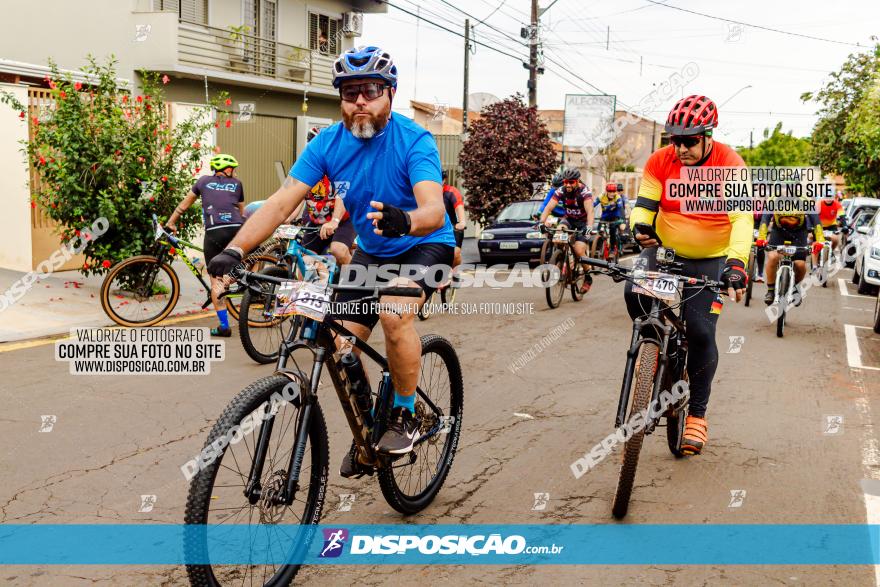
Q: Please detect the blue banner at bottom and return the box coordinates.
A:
[0,524,878,565]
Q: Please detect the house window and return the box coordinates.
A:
[309,13,340,56]
[155,0,208,25]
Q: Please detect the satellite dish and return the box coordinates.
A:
[467,92,501,112]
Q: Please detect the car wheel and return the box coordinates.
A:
[858,262,877,296]
[853,260,860,284]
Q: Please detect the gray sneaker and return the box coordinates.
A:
[376,407,419,455]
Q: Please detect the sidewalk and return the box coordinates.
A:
[0,261,213,343]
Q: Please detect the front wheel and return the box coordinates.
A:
[100,255,180,327]
[184,373,329,586]
[545,248,567,309]
[612,342,658,520]
[776,270,790,338]
[744,249,756,306]
[378,335,464,514]
[238,265,296,364]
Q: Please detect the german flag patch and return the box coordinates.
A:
[710,294,723,314]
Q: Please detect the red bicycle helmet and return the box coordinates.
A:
[605,183,617,192]
[665,95,718,136]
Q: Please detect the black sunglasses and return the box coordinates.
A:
[670,135,703,148]
[339,82,388,103]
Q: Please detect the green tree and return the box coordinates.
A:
[459,94,558,225]
[0,56,228,275]
[801,43,880,195]
[738,122,813,166]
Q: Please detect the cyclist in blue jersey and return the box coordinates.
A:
[207,46,455,470]
[167,153,245,337]
[592,182,627,257]
[539,172,566,220]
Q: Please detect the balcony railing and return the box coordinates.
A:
[177,20,334,90]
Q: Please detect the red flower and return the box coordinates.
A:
[38,156,46,165]
[136,95,143,103]
[31,117,38,125]
[164,144,172,153]
[149,196,155,202]
[101,260,111,269]
[74,82,82,91]
[225,119,232,128]
[193,142,200,149]
[59,91,66,99]
[161,175,167,182]
[30,201,36,209]
[75,229,80,236]
[146,104,151,111]
[169,248,176,255]
[48,80,56,90]
[214,122,219,128]
[137,156,145,163]
[225,98,232,106]
[145,95,151,101]
[162,74,170,85]
[122,95,128,103]
[195,166,201,173]
[51,203,57,208]
[18,111,25,119]
[114,149,121,156]
[82,263,89,270]
[43,75,50,83]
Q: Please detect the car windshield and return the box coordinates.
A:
[497,202,539,222]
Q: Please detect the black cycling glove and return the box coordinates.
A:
[721,259,748,292]
[207,248,242,277]
[376,204,412,238]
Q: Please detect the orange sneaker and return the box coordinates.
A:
[681,415,708,455]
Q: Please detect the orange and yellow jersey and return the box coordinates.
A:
[630,142,752,264]
[817,199,844,228]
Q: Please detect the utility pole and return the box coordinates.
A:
[528,0,538,107]
[749,130,754,150]
[462,18,470,133]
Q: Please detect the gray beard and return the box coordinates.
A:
[351,119,377,139]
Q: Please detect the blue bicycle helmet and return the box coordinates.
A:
[332,45,398,89]
[243,200,264,219]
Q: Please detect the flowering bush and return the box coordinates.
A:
[0,57,230,275]
[459,94,557,226]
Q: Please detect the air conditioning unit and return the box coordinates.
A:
[342,11,363,37]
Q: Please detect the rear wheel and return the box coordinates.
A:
[612,342,658,520]
[378,335,464,514]
[100,256,180,327]
[545,248,567,309]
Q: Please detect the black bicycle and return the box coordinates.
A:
[541,224,590,308]
[586,248,724,519]
[184,267,464,586]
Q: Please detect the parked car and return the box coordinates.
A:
[844,196,880,224]
[843,206,879,268]
[478,200,545,266]
[852,209,880,295]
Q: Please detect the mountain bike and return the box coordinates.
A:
[585,249,724,519]
[100,215,278,327]
[768,244,812,338]
[184,267,464,586]
[541,224,589,309]
[237,224,326,364]
[591,220,621,263]
[744,233,763,307]
[817,229,838,288]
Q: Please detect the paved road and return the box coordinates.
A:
[2,259,880,585]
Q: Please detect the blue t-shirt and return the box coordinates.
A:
[540,188,565,217]
[290,112,455,256]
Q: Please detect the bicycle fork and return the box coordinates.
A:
[616,314,673,434]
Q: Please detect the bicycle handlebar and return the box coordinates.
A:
[231,268,424,297]
[581,256,725,290]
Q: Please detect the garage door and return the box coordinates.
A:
[216,113,295,204]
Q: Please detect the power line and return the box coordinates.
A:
[435,0,527,47]
[381,0,526,62]
[643,0,866,48]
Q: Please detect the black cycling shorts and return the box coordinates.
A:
[331,243,455,329]
[561,219,590,244]
[768,226,809,261]
[204,225,240,264]
[301,219,357,254]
